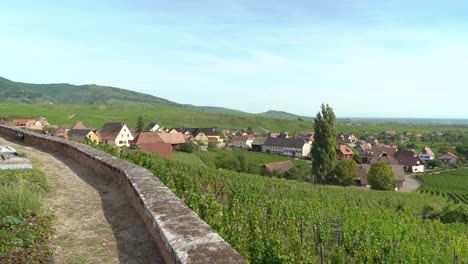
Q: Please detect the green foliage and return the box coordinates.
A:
[367,162,394,190]
[425,203,468,224]
[195,149,310,180]
[425,159,443,168]
[330,159,357,186]
[0,169,52,262]
[178,142,199,153]
[0,103,313,135]
[95,146,468,263]
[207,142,217,150]
[136,116,144,133]
[418,169,468,204]
[312,104,337,184]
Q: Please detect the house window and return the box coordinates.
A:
[127,134,130,137]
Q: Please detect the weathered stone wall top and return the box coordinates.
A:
[0,125,246,264]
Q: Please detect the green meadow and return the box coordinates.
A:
[1,103,466,136]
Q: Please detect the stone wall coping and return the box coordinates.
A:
[0,125,246,264]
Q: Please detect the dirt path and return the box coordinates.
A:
[399,175,421,192]
[0,137,164,264]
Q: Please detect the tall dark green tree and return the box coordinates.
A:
[312,104,337,184]
[136,116,144,133]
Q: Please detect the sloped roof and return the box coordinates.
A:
[144,123,159,131]
[369,153,399,165]
[394,150,422,166]
[133,132,161,145]
[156,133,186,144]
[441,152,458,159]
[12,119,36,126]
[234,135,253,142]
[338,145,354,155]
[420,146,435,157]
[100,122,125,140]
[51,130,69,138]
[264,160,294,173]
[264,137,305,148]
[68,129,93,138]
[73,121,87,130]
[252,137,268,146]
[359,143,372,152]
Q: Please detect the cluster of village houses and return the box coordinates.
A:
[0,118,459,189]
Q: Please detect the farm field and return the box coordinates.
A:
[0,169,52,263]
[95,144,468,263]
[418,169,468,204]
[1,103,467,136]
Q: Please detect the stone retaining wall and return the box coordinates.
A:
[0,125,246,264]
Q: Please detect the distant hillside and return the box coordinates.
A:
[259,110,313,121]
[0,76,312,119]
[0,76,178,106]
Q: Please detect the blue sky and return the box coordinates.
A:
[1,1,467,118]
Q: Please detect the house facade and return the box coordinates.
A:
[418,146,435,162]
[100,122,134,147]
[262,137,310,158]
[233,135,254,149]
[394,150,425,173]
[439,152,458,166]
[337,145,354,160]
[68,129,100,143]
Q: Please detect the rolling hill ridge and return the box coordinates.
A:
[0,76,309,120]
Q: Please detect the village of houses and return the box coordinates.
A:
[0,117,460,190]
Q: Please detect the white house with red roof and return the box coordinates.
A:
[233,135,254,149]
[418,146,435,162]
[99,122,134,147]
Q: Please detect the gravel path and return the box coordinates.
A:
[0,136,164,264]
[399,175,421,192]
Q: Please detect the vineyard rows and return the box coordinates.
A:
[99,145,468,263]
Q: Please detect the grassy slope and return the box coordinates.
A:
[0,103,313,133]
[418,169,468,204]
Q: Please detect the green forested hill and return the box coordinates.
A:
[0,76,309,118]
[0,76,176,106]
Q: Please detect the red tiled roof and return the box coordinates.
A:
[12,119,36,126]
[264,160,294,173]
[157,133,186,145]
[359,143,372,152]
[422,146,435,157]
[133,132,161,145]
[100,122,126,140]
[394,150,422,166]
[339,145,354,155]
[369,154,399,165]
[73,121,87,130]
[234,135,253,142]
[444,152,458,159]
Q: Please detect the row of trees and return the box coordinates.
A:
[311,104,393,190]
